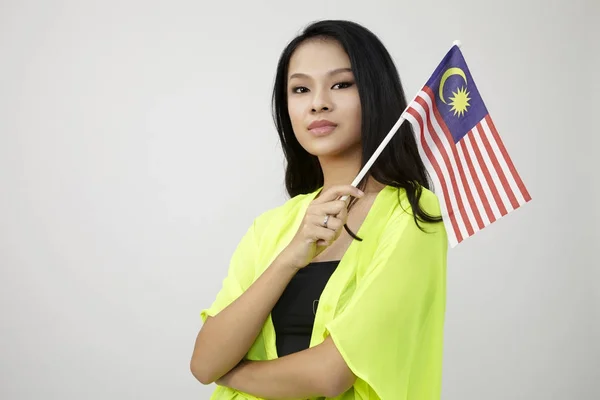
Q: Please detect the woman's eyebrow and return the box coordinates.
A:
[288,67,353,81]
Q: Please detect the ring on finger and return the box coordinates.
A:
[323,214,330,228]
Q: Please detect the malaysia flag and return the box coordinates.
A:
[404,45,531,246]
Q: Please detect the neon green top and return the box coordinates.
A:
[201,185,448,399]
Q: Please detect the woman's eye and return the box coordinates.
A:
[292,86,309,94]
[332,81,354,89]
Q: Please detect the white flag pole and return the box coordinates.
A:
[340,40,462,202]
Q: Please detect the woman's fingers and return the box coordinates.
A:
[309,225,337,244]
[308,200,347,217]
[300,184,360,249]
[308,214,344,231]
[312,185,363,204]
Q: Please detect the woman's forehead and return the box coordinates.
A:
[288,39,352,78]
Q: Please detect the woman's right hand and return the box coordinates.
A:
[279,185,364,270]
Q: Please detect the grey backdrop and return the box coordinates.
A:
[1,1,598,399]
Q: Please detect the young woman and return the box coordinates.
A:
[190,20,448,400]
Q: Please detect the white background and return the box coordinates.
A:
[1,0,598,399]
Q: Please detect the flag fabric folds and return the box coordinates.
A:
[403,45,531,246]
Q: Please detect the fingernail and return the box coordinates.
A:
[358,190,364,196]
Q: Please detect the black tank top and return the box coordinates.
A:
[271,260,340,357]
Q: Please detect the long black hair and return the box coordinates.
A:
[272,20,442,235]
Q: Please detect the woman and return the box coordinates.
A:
[190,20,448,400]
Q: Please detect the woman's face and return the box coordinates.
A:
[286,39,362,158]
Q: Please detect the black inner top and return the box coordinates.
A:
[271,260,340,357]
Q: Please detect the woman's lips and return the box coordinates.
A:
[309,125,337,136]
[308,120,337,136]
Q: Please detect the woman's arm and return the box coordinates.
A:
[191,185,362,385]
[217,336,356,399]
[190,254,298,385]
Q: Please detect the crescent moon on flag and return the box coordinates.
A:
[439,67,467,104]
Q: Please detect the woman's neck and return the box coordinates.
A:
[318,151,385,194]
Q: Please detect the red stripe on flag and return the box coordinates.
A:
[424,87,485,231]
[458,139,497,224]
[406,107,463,244]
[484,115,532,202]
[414,95,474,237]
[467,125,508,217]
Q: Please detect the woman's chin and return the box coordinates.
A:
[308,145,360,159]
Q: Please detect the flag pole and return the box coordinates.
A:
[339,40,462,202]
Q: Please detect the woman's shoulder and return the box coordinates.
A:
[376,185,446,243]
[379,185,442,221]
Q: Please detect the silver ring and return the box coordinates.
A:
[323,215,330,228]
